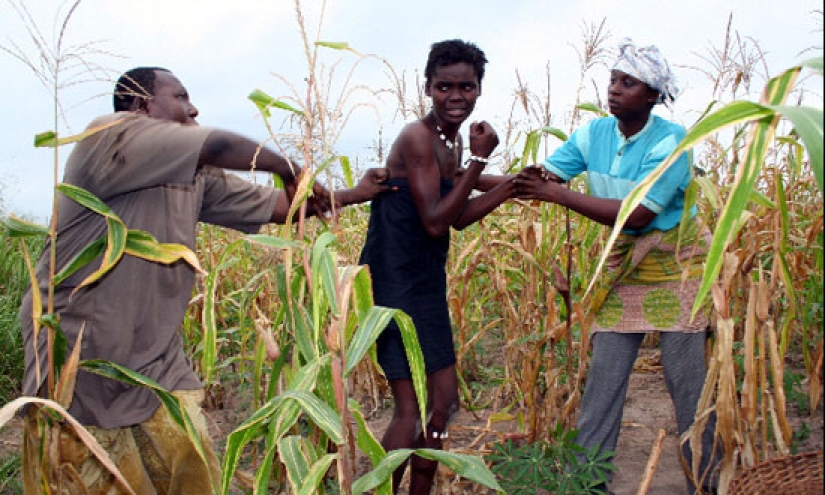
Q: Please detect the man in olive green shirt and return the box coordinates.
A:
[20,67,388,494]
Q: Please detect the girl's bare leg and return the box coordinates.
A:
[409,365,458,495]
[383,378,420,492]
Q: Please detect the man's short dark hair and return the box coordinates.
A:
[113,67,170,112]
[424,39,488,85]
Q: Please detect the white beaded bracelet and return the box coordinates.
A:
[466,155,489,165]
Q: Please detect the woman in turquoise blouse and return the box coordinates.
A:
[516,39,721,494]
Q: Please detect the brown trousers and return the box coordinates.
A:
[22,390,221,495]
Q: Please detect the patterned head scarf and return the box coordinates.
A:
[612,38,679,106]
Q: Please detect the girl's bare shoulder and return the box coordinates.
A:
[396,119,430,141]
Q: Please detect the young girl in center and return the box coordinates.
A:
[359,39,514,494]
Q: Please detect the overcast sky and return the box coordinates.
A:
[1,0,821,222]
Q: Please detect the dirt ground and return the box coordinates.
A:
[2,348,822,494]
[351,348,823,494]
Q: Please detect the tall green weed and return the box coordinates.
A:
[0,220,42,403]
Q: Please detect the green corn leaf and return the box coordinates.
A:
[248,89,305,118]
[352,266,375,321]
[337,265,363,344]
[313,363,337,423]
[316,41,350,50]
[677,179,700,245]
[800,55,823,73]
[43,315,68,381]
[4,215,49,237]
[123,230,202,271]
[102,216,127,269]
[394,311,428,430]
[316,40,361,56]
[289,300,319,362]
[34,118,125,148]
[298,453,337,495]
[81,360,216,493]
[253,425,280,494]
[774,177,797,356]
[520,129,542,170]
[349,399,386,466]
[224,395,307,495]
[279,390,343,444]
[693,100,720,125]
[57,183,117,218]
[340,155,354,188]
[311,231,340,319]
[72,217,127,290]
[202,242,242,386]
[245,234,302,250]
[279,435,312,493]
[352,449,414,493]
[413,448,502,491]
[81,360,182,422]
[576,102,608,117]
[691,63,802,317]
[541,126,569,143]
[686,101,776,138]
[352,448,502,493]
[221,357,328,493]
[749,188,776,209]
[345,305,396,375]
[694,176,721,210]
[313,155,337,178]
[52,236,107,286]
[268,402,304,448]
[266,339,290,402]
[223,397,286,493]
[53,229,203,288]
[766,104,823,192]
[53,184,132,291]
[34,131,59,147]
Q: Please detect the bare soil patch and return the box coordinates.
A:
[345,349,822,494]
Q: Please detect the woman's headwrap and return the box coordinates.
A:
[612,38,679,106]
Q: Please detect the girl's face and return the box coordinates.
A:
[425,62,481,128]
[607,70,659,122]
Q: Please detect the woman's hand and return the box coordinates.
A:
[517,165,564,183]
[514,168,566,203]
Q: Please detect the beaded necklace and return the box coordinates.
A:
[435,125,455,150]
